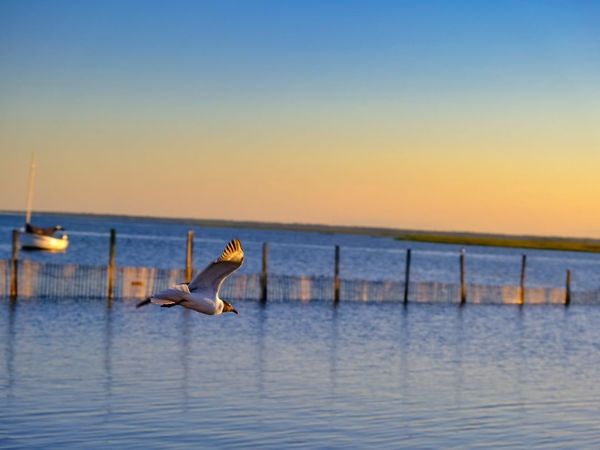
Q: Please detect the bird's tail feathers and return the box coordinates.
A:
[136,297,151,308]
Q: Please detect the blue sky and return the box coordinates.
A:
[3,0,598,101]
[1,1,599,236]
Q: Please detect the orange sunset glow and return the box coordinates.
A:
[1,1,599,237]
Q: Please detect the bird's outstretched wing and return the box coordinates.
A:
[188,239,244,297]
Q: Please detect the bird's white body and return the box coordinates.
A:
[138,239,243,316]
[149,283,225,315]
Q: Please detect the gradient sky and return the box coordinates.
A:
[1,0,599,237]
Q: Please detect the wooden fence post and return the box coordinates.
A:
[334,245,340,304]
[519,254,527,305]
[260,243,268,303]
[107,229,116,300]
[565,269,571,306]
[403,248,411,304]
[10,230,19,299]
[460,248,466,305]
[185,230,194,283]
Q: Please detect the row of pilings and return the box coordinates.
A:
[8,229,573,305]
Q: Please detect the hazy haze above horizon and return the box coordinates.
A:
[1,0,599,238]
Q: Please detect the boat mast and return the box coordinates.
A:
[25,153,36,224]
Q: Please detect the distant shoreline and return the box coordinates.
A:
[393,233,600,253]
[2,209,600,253]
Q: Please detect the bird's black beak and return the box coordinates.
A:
[232,308,239,315]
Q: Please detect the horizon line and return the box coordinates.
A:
[2,208,599,244]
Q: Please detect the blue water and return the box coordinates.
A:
[1,299,600,448]
[1,213,600,447]
[2,212,600,290]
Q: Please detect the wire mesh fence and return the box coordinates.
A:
[2,258,600,305]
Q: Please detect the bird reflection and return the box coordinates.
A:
[180,308,191,412]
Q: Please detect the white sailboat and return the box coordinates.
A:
[20,154,69,251]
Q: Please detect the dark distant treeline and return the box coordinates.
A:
[3,209,600,253]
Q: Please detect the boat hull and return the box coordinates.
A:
[20,231,69,251]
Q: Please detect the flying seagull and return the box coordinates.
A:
[137,239,243,315]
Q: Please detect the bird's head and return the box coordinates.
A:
[222,300,239,315]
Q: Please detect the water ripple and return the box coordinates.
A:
[2,298,600,448]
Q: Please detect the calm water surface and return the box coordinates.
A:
[2,299,599,449]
